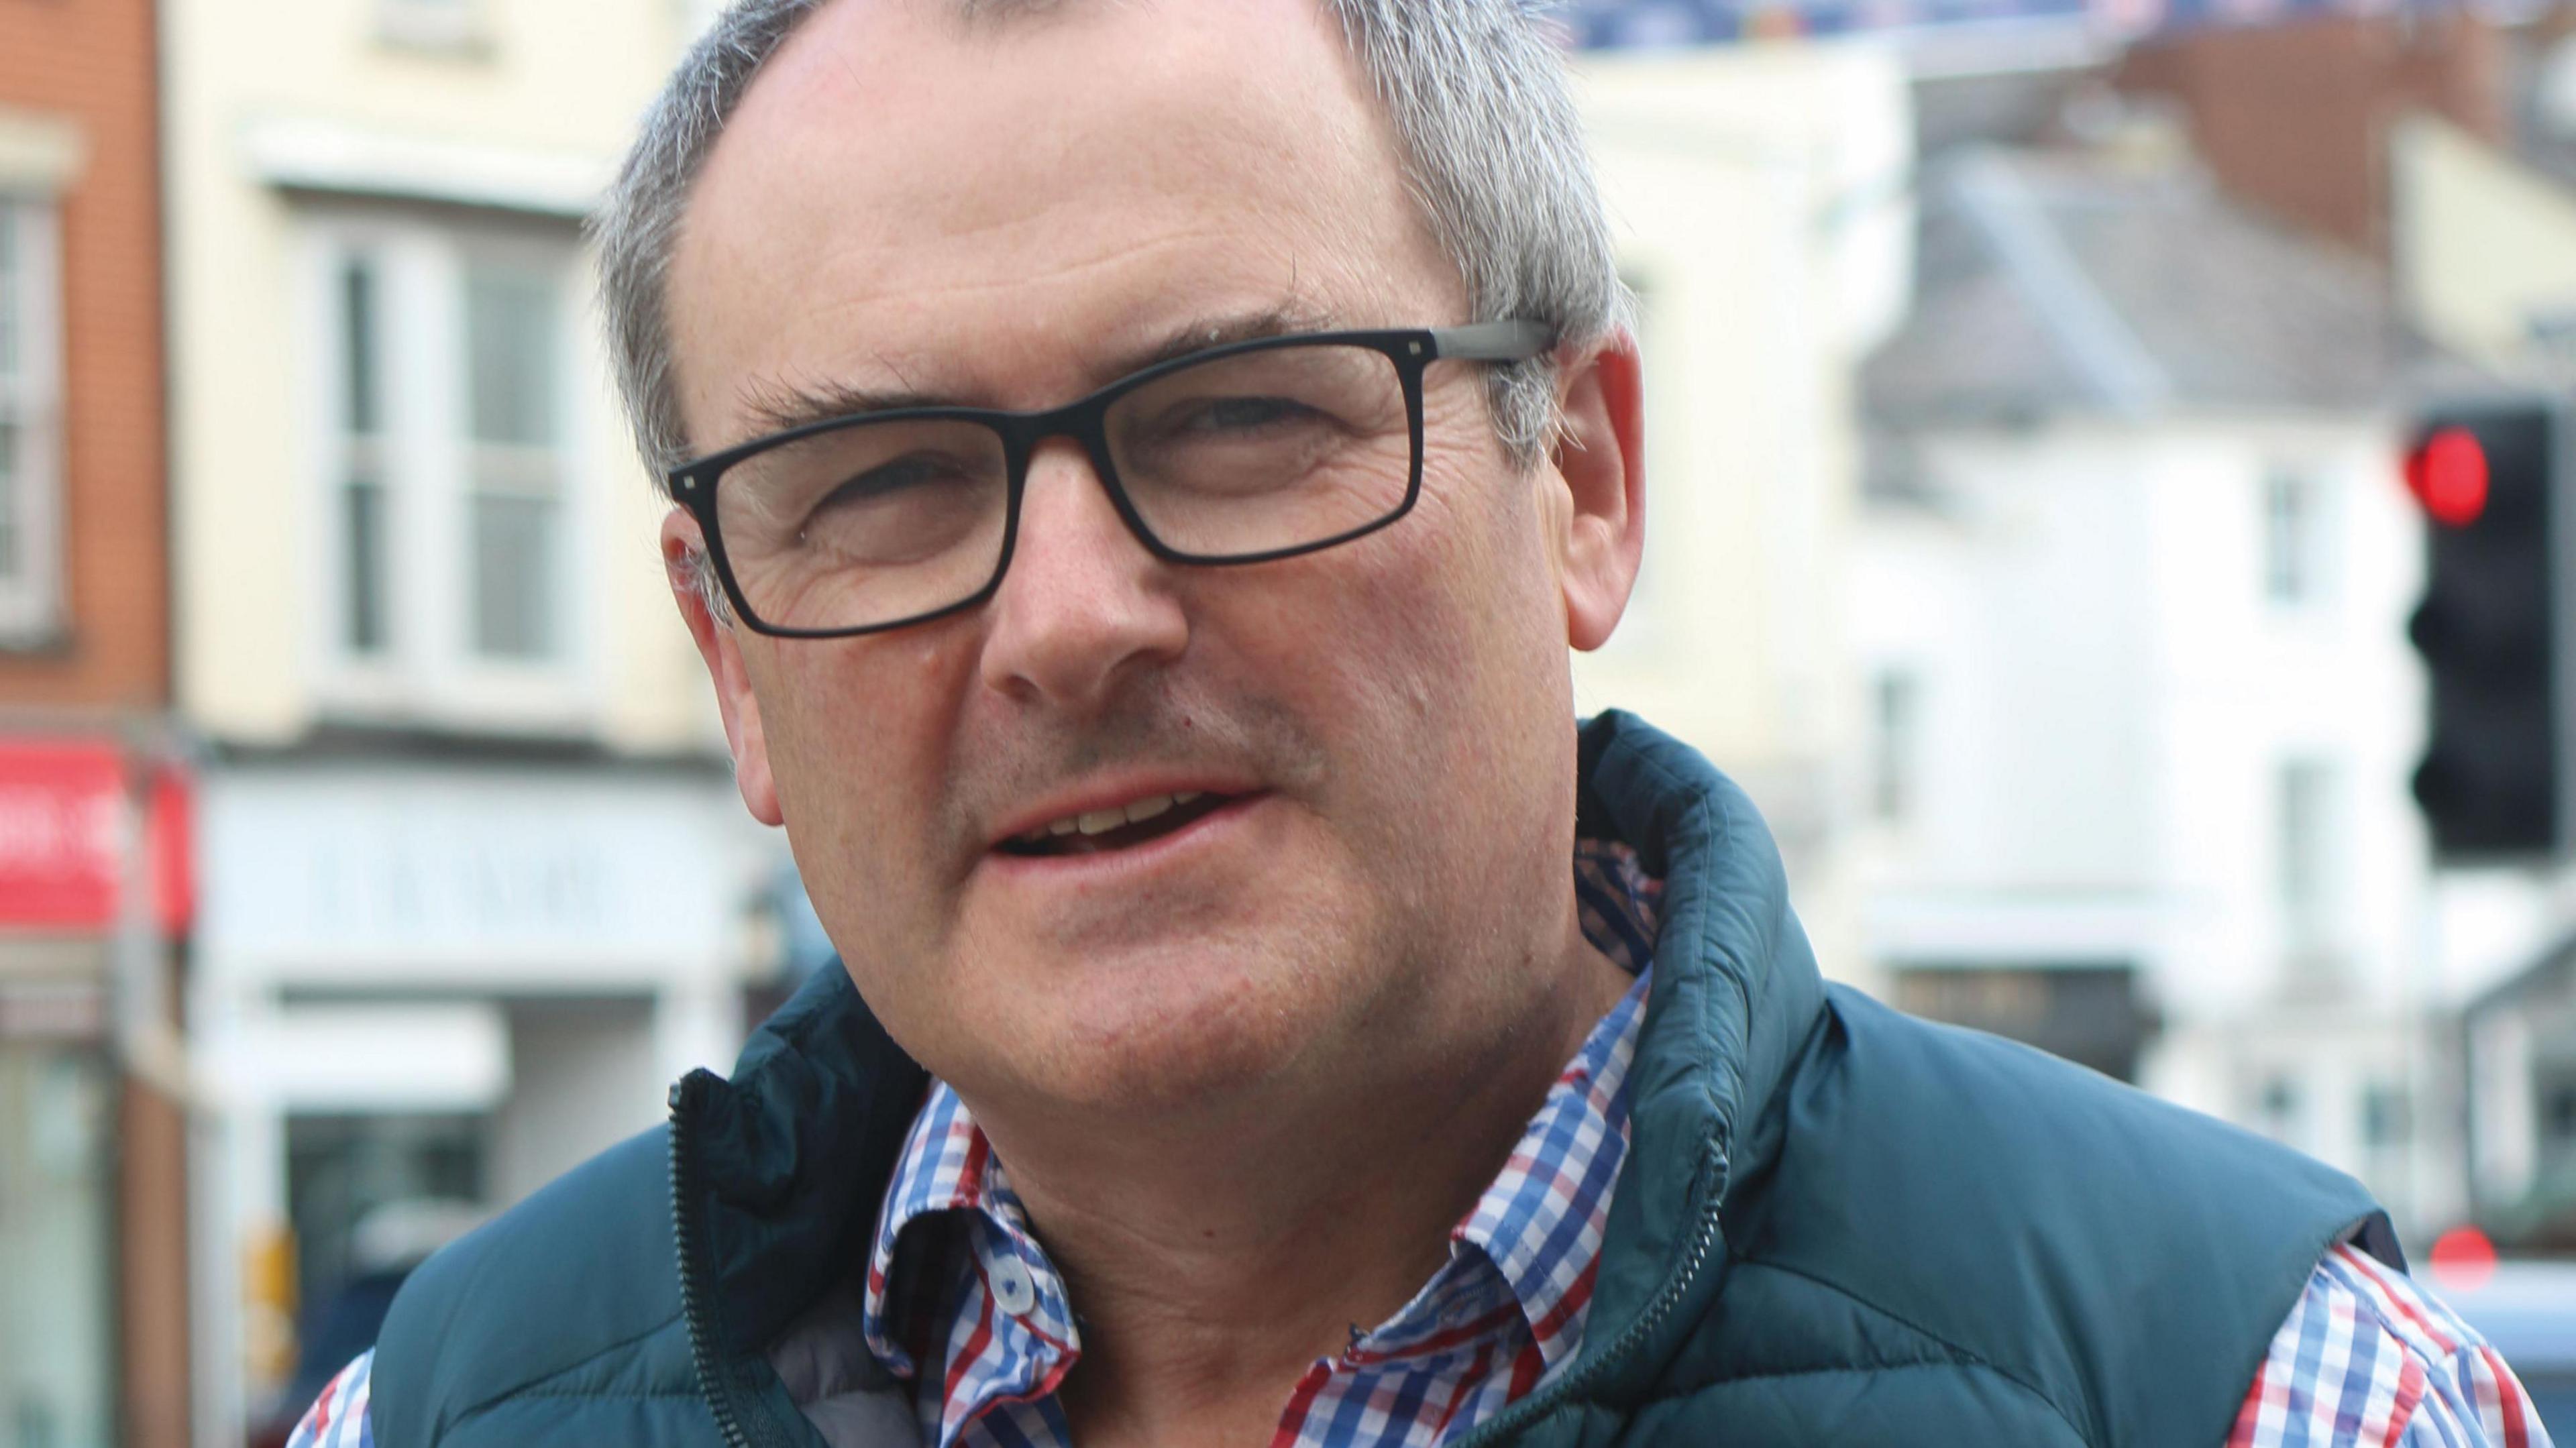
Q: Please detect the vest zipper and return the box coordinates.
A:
[670,1070,760,1448]
[1446,1151,1728,1448]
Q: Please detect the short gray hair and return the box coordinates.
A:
[592,0,1627,489]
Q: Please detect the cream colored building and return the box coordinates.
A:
[2394,113,2576,385]
[164,0,718,751]
[1570,39,1916,989]
[156,1,767,1438]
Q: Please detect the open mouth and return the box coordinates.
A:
[993,791,1238,858]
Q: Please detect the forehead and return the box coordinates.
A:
[667,0,1462,446]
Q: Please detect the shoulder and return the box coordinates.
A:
[1750,985,2380,1260]
[1710,986,2382,1445]
[368,1126,697,1443]
[2233,1243,2557,1447]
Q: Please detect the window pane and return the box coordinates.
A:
[0,421,19,581]
[0,1047,117,1448]
[2277,759,2338,968]
[2279,761,2324,910]
[472,492,555,659]
[342,259,380,436]
[344,476,387,654]
[2264,471,2315,605]
[465,268,555,449]
[1873,671,1919,823]
[0,203,18,383]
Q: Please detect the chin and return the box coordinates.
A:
[987,934,1364,1117]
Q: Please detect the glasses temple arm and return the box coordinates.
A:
[1426,319,1558,362]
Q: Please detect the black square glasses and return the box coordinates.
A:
[667,320,1556,638]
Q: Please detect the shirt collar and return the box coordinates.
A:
[860,837,1664,1384]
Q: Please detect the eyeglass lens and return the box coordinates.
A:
[710,341,1413,634]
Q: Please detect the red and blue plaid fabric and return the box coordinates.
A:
[284,841,2553,1448]
[2231,1241,2553,1447]
[284,1350,374,1448]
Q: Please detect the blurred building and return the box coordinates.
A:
[2467,945,2576,1247]
[1854,128,2457,1233]
[0,1,194,1446]
[152,0,782,1436]
[1568,39,1915,987]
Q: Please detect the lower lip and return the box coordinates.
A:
[983,793,1269,885]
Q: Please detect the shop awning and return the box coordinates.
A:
[0,740,189,936]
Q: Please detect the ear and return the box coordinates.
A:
[1547,331,1646,652]
[662,507,785,826]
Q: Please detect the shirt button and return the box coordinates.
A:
[987,1253,1037,1316]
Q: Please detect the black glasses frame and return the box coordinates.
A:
[667,320,1557,638]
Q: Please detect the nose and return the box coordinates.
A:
[977,439,1189,710]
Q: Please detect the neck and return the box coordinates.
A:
[966,914,1633,1448]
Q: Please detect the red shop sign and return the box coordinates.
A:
[0,740,189,934]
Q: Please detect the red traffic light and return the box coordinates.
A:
[2406,426,2491,528]
[2429,1225,2499,1292]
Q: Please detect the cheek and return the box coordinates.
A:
[748,631,978,928]
[1401,427,1560,669]
[1258,447,1560,817]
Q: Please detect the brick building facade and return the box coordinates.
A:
[0,1,189,1446]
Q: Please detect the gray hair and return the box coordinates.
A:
[592,0,1627,494]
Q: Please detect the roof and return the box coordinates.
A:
[2468,926,2576,1019]
[1862,146,2463,429]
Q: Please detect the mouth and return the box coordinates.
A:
[991,789,1241,858]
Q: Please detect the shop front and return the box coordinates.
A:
[0,737,191,1448]
[191,757,783,1437]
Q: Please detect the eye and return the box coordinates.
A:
[1170,396,1321,436]
[1124,394,1348,457]
[810,453,977,513]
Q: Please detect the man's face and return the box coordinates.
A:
[666,0,1638,1123]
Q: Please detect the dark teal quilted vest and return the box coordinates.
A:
[371,712,2391,1447]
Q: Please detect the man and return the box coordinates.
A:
[288,1,2550,1445]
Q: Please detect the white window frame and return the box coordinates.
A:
[301,212,598,734]
[0,197,64,644]
[459,258,574,667]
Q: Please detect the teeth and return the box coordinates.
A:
[1017,791,1212,846]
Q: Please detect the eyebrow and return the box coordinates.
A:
[731,302,1342,440]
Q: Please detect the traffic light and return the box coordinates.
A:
[2405,400,2573,859]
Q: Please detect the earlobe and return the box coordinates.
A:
[662,508,786,826]
[1549,333,1647,652]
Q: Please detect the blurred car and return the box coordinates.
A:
[2434,1259,2576,1438]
